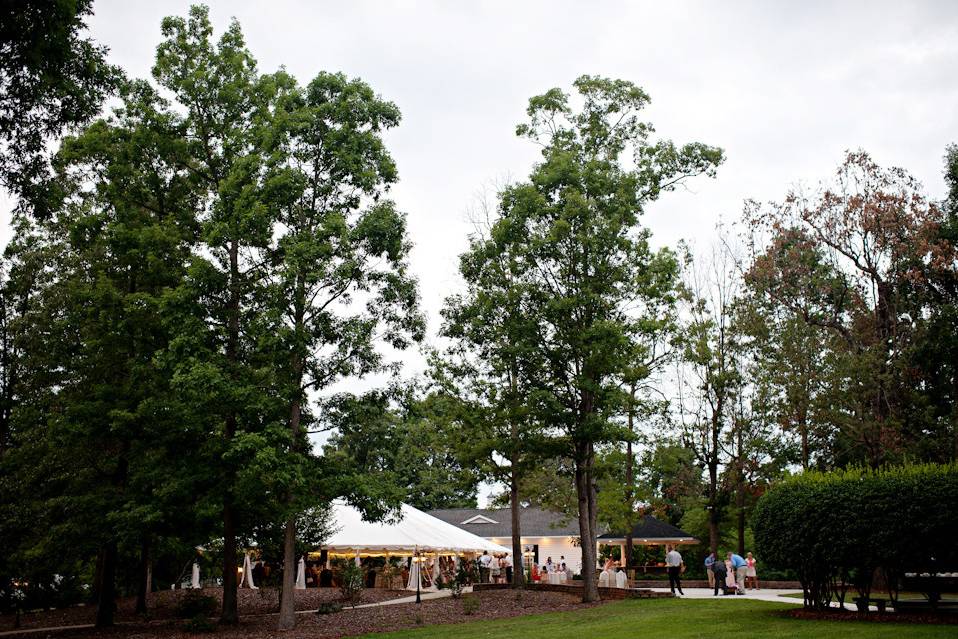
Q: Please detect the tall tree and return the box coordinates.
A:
[262,69,423,629]
[0,76,199,626]
[675,241,742,556]
[439,187,547,588]
[743,151,958,466]
[151,7,276,624]
[493,76,722,601]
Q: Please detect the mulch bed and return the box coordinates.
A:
[0,588,408,632]
[786,608,958,625]
[0,590,596,639]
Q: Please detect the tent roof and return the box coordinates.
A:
[597,515,698,545]
[323,502,510,555]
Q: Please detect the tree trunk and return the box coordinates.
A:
[278,300,306,630]
[221,493,239,624]
[277,517,297,629]
[509,464,524,587]
[624,384,635,569]
[221,238,241,625]
[575,442,599,602]
[135,535,151,615]
[94,542,118,627]
[708,505,720,557]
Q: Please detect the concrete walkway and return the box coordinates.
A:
[352,586,469,608]
[0,624,95,637]
[644,587,872,611]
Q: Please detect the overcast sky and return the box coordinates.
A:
[5,0,958,379]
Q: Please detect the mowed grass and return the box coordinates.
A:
[360,597,956,639]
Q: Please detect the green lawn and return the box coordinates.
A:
[360,597,956,639]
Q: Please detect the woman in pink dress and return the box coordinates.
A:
[725,559,736,591]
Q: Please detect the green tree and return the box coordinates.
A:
[438,187,549,587]
[0,0,120,201]
[323,389,479,512]
[491,76,721,601]
[0,75,200,626]
[150,6,280,623]
[261,72,424,624]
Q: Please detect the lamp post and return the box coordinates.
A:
[412,550,421,604]
[12,579,28,629]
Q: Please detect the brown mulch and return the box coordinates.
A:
[0,588,408,633]
[0,589,598,639]
[786,608,958,625]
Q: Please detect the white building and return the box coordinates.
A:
[430,507,699,577]
[429,507,583,574]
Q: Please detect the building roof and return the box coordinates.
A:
[597,515,698,544]
[428,507,580,538]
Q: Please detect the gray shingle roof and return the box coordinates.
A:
[598,515,697,542]
[427,507,580,538]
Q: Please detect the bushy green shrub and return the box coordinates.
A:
[461,595,481,615]
[316,601,343,615]
[174,590,218,619]
[339,562,364,607]
[753,463,958,610]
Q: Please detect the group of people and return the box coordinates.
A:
[477,550,513,583]
[705,551,759,596]
[533,556,574,583]
[663,547,759,597]
[477,551,578,585]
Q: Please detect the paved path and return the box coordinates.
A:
[0,624,95,637]
[352,586,468,608]
[644,587,872,611]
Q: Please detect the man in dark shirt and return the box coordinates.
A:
[712,558,728,596]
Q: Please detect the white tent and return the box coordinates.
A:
[323,502,509,555]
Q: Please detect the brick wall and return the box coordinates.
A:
[472,582,673,599]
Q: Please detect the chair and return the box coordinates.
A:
[615,570,627,589]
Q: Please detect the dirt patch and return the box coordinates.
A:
[0,588,408,632]
[1,589,599,639]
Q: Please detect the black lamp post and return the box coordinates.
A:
[414,550,421,604]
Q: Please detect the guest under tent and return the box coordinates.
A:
[309,502,509,592]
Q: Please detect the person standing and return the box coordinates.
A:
[711,555,728,596]
[746,552,759,590]
[503,553,513,584]
[728,552,747,594]
[479,551,492,583]
[704,552,716,589]
[665,545,685,596]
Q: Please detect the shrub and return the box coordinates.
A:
[461,595,481,615]
[175,590,218,619]
[184,614,216,633]
[753,463,958,610]
[316,601,343,615]
[339,562,364,607]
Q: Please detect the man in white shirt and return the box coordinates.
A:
[502,554,513,584]
[665,545,685,596]
[479,551,492,583]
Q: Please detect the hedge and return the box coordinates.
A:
[752,463,958,610]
